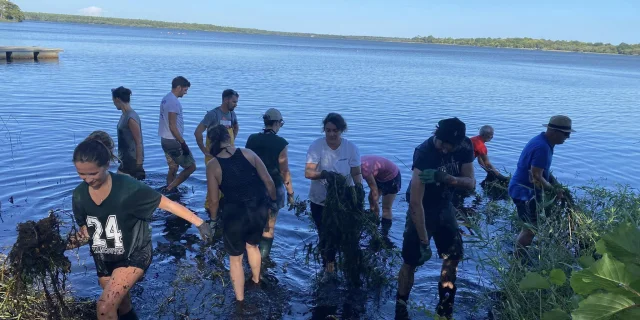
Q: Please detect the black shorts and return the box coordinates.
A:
[94,242,153,278]
[513,198,538,225]
[401,204,463,266]
[117,156,137,175]
[221,198,269,256]
[376,172,402,196]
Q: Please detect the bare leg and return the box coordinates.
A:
[382,194,396,220]
[98,277,131,315]
[437,259,460,318]
[397,263,416,297]
[262,215,277,238]
[167,164,196,190]
[229,254,245,301]
[246,243,261,283]
[96,267,144,320]
[166,166,178,187]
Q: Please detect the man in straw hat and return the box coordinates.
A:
[508,115,575,250]
[396,117,476,319]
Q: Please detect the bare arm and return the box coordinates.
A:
[279,146,294,195]
[409,168,428,243]
[128,118,144,166]
[66,225,89,249]
[305,163,323,180]
[351,165,363,185]
[168,112,185,143]
[445,162,476,190]
[206,159,221,219]
[364,174,380,216]
[531,166,553,190]
[158,195,204,226]
[478,154,499,175]
[194,123,209,156]
[245,149,277,201]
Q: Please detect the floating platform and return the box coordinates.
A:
[0,46,64,60]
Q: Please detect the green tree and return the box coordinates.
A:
[0,0,25,22]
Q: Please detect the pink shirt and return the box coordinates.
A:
[361,155,399,182]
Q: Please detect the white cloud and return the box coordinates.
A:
[78,6,104,17]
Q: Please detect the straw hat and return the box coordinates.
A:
[543,115,576,133]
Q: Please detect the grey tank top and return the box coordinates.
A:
[117,110,143,163]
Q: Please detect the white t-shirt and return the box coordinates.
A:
[306,137,361,205]
[158,92,184,140]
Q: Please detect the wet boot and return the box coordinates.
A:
[260,237,275,267]
[436,282,457,319]
[119,308,139,320]
[381,217,393,236]
[395,292,410,320]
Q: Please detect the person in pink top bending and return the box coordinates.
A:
[361,155,402,233]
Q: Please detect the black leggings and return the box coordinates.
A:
[311,202,338,266]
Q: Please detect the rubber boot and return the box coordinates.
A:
[381,217,393,236]
[436,282,457,319]
[259,237,274,265]
[119,308,139,320]
[395,292,410,320]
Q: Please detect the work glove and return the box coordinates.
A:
[419,169,450,184]
[418,241,433,265]
[197,221,214,245]
[287,192,295,211]
[320,170,339,184]
[133,164,146,180]
[180,141,191,156]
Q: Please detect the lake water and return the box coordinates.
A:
[1,21,639,319]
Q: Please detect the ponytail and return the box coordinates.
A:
[207,125,231,156]
[73,130,119,167]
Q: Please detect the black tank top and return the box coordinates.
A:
[216,148,266,203]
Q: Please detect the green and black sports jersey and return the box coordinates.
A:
[72,172,161,262]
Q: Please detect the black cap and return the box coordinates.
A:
[435,117,466,146]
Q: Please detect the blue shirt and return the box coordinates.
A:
[508,132,554,201]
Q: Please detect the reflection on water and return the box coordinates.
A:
[1,21,640,319]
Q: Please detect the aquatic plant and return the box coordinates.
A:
[466,183,640,320]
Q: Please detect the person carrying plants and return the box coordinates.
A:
[69,131,212,320]
[508,115,575,251]
[395,117,476,320]
[470,125,507,181]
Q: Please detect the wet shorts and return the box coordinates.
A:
[401,204,463,266]
[221,198,269,256]
[117,156,137,176]
[274,185,286,213]
[161,138,196,169]
[513,198,539,225]
[94,242,153,278]
[376,172,402,196]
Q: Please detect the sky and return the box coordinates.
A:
[13,0,640,44]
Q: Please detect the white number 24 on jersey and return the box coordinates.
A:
[86,215,124,249]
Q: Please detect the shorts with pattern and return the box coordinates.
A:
[161,138,195,169]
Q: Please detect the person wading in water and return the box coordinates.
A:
[112,86,145,180]
[395,118,475,320]
[205,124,278,303]
[304,113,364,275]
[360,155,401,235]
[245,108,295,264]
[68,132,212,320]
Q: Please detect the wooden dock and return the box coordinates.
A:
[0,46,64,61]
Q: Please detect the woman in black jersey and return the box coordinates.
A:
[68,132,213,320]
[205,124,278,302]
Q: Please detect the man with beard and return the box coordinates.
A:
[195,89,240,215]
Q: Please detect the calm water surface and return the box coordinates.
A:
[1,22,639,319]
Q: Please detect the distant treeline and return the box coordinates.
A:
[24,12,640,56]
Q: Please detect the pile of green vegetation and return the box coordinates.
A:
[0,212,95,320]
[467,183,640,320]
[0,0,24,22]
[296,175,399,288]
